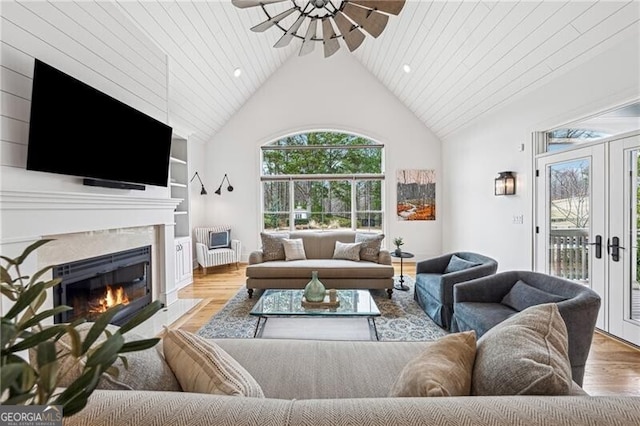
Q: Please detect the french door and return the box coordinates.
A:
[536,133,640,346]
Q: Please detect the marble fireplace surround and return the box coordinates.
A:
[0,189,191,333]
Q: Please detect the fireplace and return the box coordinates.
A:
[53,246,153,325]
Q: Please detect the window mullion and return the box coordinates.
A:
[351,179,356,231]
[289,179,295,232]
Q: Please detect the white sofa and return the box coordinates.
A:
[194,226,241,273]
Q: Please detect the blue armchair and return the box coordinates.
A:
[450,270,601,386]
[414,252,498,330]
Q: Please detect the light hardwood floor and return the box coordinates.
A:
[176,263,640,396]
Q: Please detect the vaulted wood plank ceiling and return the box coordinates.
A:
[114,1,640,144]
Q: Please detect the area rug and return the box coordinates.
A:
[196,275,448,341]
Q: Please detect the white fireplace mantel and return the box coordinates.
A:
[0,189,183,315]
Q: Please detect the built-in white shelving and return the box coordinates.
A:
[169,134,193,288]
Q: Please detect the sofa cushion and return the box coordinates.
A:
[453,302,518,337]
[388,331,476,397]
[283,238,307,261]
[472,303,572,396]
[246,259,394,279]
[501,279,567,312]
[163,329,264,397]
[261,232,289,261]
[355,232,384,262]
[30,323,181,392]
[444,255,480,273]
[332,241,362,261]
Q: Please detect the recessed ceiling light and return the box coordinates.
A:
[233,68,242,78]
[403,64,411,74]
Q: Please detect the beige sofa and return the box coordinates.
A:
[245,230,395,298]
[67,338,640,426]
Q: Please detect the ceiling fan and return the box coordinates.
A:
[231,0,406,58]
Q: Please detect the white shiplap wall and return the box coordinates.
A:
[0,0,169,194]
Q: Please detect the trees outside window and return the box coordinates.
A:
[261,132,384,232]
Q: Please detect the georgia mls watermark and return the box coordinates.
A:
[0,405,62,426]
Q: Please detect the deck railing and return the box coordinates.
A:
[549,228,589,282]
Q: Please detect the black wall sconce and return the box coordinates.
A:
[190,172,208,195]
[495,171,516,196]
[214,174,234,195]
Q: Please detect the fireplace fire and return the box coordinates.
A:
[53,246,153,325]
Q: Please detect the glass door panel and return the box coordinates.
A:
[548,159,590,283]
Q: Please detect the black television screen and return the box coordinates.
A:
[26,59,172,187]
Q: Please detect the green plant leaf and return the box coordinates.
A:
[4,281,47,320]
[117,300,163,334]
[19,306,73,330]
[15,239,54,265]
[65,325,82,358]
[2,392,37,406]
[36,341,59,394]
[8,324,67,353]
[0,363,25,394]
[119,337,160,353]
[1,281,17,301]
[81,304,124,353]
[0,254,18,266]
[61,393,90,417]
[85,333,124,368]
[54,367,101,409]
[118,354,129,371]
[1,319,17,348]
[27,265,57,288]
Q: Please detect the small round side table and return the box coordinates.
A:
[390,251,414,291]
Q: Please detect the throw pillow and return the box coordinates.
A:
[472,303,572,396]
[444,254,480,273]
[282,238,307,261]
[209,230,230,249]
[260,232,289,261]
[29,323,181,392]
[163,328,265,397]
[355,232,384,262]
[332,241,362,261]
[389,331,476,397]
[501,280,567,312]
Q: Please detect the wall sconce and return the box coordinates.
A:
[214,173,234,195]
[495,171,516,196]
[190,172,208,195]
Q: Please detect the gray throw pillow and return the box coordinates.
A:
[444,255,480,273]
[332,241,362,261]
[501,280,566,312]
[355,232,384,263]
[472,303,572,396]
[209,230,230,249]
[260,232,289,262]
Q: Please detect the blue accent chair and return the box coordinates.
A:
[450,270,601,386]
[414,252,498,330]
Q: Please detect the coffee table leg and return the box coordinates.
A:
[368,317,380,341]
[254,316,268,338]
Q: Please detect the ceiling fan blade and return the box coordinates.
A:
[231,0,288,9]
[342,3,388,38]
[346,0,406,16]
[251,7,297,32]
[274,14,306,48]
[299,18,318,56]
[322,18,340,58]
[333,12,365,52]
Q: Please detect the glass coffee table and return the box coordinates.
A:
[249,289,381,340]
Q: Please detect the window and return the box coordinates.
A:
[261,132,384,232]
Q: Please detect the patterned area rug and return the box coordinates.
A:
[196,276,448,341]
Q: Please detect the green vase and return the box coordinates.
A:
[304,271,326,302]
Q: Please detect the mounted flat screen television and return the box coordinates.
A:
[26,59,172,188]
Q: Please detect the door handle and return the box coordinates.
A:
[607,236,625,262]
[587,235,602,259]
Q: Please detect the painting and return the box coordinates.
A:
[397,169,436,221]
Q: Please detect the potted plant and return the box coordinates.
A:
[1,239,163,416]
[393,237,404,256]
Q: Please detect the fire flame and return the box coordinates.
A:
[90,285,130,313]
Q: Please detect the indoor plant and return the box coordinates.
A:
[1,239,163,416]
[393,237,404,255]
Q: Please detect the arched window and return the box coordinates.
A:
[261,131,384,232]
